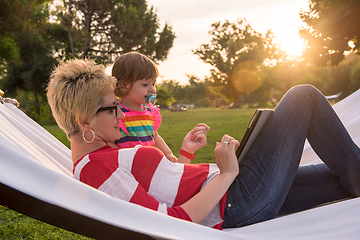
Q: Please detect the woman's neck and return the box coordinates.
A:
[70,134,118,164]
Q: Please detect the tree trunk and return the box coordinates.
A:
[32,84,40,115]
[81,12,92,59]
[68,3,75,58]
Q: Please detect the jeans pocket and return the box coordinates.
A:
[236,204,278,227]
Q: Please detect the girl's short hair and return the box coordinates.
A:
[47,59,117,137]
[112,52,159,98]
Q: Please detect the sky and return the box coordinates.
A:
[108,0,310,85]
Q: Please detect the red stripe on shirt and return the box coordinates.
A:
[130,184,160,211]
[79,147,119,189]
[123,115,154,122]
[129,180,192,222]
[131,146,163,192]
[174,164,210,205]
[167,206,192,222]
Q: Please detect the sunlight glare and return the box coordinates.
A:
[268,4,307,58]
[278,32,306,57]
[349,41,355,49]
[231,61,265,93]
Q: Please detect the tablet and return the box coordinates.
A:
[236,109,273,164]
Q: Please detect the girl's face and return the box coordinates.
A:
[124,78,157,106]
[89,92,124,143]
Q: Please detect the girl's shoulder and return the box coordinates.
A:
[145,104,162,130]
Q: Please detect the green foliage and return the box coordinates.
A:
[155,85,173,107]
[265,52,360,100]
[3,29,59,114]
[1,1,68,115]
[42,124,70,148]
[55,0,176,64]
[12,90,52,122]
[193,19,280,102]
[158,75,212,107]
[0,0,51,65]
[350,61,360,89]
[0,37,20,64]
[300,0,360,66]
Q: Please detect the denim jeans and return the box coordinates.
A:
[222,85,360,228]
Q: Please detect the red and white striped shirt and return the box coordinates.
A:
[73,145,227,229]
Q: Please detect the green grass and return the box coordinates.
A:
[158,108,256,163]
[0,206,90,239]
[0,107,257,238]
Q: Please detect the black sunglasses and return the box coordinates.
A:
[96,105,118,116]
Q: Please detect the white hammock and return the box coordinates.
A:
[1,89,360,239]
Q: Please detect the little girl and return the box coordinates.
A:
[111,52,180,162]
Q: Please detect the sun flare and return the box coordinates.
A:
[277,31,306,57]
[268,4,308,58]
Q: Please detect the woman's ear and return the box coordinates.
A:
[77,117,90,130]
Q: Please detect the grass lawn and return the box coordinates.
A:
[158,108,256,163]
[0,107,258,239]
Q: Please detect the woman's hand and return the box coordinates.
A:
[180,134,240,223]
[214,134,240,177]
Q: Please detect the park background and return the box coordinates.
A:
[1,0,360,238]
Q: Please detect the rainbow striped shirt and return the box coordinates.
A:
[116,103,162,148]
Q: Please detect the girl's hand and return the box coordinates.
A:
[214,134,240,176]
[165,153,178,163]
[181,123,210,154]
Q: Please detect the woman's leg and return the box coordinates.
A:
[278,164,352,215]
[222,85,360,228]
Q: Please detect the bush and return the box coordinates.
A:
[196,98,211,107]
[14,90,52,122]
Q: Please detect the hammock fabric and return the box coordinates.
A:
[1,89,360,239]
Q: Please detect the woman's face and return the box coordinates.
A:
[89,92,124,143]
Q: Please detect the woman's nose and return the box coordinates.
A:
[117,106,125,119]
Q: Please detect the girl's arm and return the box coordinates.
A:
[154,132,178,162]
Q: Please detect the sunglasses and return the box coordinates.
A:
[96,104,119,116]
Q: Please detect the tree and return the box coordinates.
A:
[1,1,69,115]
[155,85,173,107]
[193,19,279,103]
[349,61,360,90]
[0,0,50,71]
[3,25,65,114]
[158,77,210,107]
[327,52,360,97]
[55,0,176,64]
[300,0,360,66]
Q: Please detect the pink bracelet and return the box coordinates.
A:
[179,149,195,161]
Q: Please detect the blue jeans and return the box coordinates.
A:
[222,85,360,228]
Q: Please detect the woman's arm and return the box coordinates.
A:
[154,132,178,162]
[135,135,239,223]
[180,135,240,223]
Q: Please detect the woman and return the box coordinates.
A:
[47,59,360,229]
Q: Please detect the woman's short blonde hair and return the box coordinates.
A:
[112,52,159,98]
[47,59,117,137]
